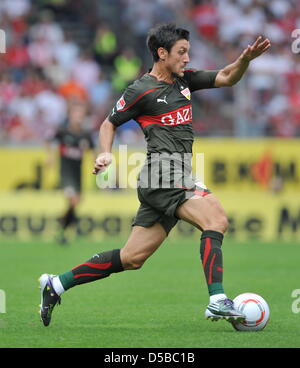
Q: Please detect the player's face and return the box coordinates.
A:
[69,104,86,128]
[166,39,190,77]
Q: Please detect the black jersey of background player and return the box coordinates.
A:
[53,127,94,166]
[108,69,218,159]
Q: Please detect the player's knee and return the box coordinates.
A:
[217,215,229,234]
[201,214,229,234]
[213,214,228,234]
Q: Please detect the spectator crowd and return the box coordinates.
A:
[0,0,300,146]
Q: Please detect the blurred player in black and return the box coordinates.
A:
[46,102,95,244]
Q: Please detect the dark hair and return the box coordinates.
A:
[147,23,190,62]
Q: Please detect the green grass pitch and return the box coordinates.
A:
[0,235,300,348]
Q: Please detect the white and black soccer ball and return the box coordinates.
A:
[231,293,270,331]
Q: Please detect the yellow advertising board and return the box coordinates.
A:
[0,190,299,242]
[0,139,299,241]
[192,138,300,192]
[0,139,299,192]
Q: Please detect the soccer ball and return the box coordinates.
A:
[231,293,270,331]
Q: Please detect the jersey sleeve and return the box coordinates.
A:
[183,69,219,92]
[108,84,144,127]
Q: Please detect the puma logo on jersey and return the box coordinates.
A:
[157,96,168,104]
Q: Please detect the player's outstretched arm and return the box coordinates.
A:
[93,117,117,175]
[214,36,271,87]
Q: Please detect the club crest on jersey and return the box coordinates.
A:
[181,87,191,100]
[116,95,126,111]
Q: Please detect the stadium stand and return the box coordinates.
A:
[0,0,299,145]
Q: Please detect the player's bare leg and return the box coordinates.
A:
[176,193,245,322]
[39,223,166,326]
[176,193,228,233]
[120,223,167,270]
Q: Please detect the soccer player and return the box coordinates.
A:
[46,102,95,244]
[39,24,271,326]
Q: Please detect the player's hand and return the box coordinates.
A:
[93,152,112,175]
[240,36,271,62]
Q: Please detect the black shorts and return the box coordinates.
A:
[132,168,211,235]
[60,158,81,194]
